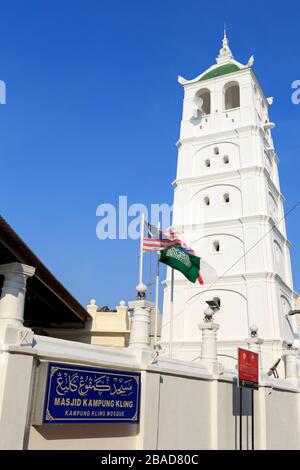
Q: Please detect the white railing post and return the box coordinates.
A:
[198,304,221,374]
[128,283,152,350]
[0,262,35,328]
[284,347,299,384]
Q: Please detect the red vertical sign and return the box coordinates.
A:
[238,348,259,389]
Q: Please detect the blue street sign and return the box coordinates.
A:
[43,362,141,424]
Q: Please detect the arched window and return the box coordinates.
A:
[203,196,210,206]
[214,147,219,155]
[281,296,291,316]
[224,82,240,110]
[223,193,230,203]
[196,88,211,115]
[269,193,278,221]
[274,240,284,280]
[265,153,273,175]
[223,155,229,164]
[213,241,220,252]
[205,159,211,168]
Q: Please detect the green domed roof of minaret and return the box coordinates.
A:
[178,31,252,86]
[200,63,241,81]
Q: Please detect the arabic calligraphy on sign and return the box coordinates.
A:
[55,372,134,397]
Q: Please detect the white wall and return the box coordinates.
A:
[1,329,300,450]
[29,423,139,450]
[265,387,300,450]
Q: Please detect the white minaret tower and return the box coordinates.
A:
[161,32,299,372]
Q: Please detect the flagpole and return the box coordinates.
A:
[154,221,160,345]
[169,268,174,357]
[139,213,145,287]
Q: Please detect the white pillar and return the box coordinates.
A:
[198,321,220,363]
[284,350,298,384]
[128,283,153,350]
[0,263,36,449]
[128,299,152,350]
[0,263,35,328]
[254,387,267,450]
[198,304,222,375]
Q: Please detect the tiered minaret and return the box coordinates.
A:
[161,33,299,371]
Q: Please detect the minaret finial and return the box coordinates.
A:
[216,25,233,64]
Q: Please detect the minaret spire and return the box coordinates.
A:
[216,26,233,64]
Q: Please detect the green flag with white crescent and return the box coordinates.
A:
[159,246,201,283]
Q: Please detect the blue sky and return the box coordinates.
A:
[0,0,299,309]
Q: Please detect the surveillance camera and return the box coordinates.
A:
[205,300,220,312]
[287,310,300,316]
[204,300,220,322]
[283,341,294,350]
[267,358,281,378]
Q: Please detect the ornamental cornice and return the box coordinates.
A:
[172,214,267,231]
[162,272,294,288]
[274,274,296,296]
[173,165,283,188]
[270,220,290,246]
[172,215,290,243]
[177,124,260,147]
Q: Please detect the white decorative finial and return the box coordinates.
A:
[247,55,254,67]
[87,298,98,315]
[249,324,258,337]
[136,283,147,300]
[221,29,231,55]
[116,299,127,311]
[204,306,215,322]
[216,27,233,64]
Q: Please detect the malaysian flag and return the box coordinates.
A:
[143,222,183,252]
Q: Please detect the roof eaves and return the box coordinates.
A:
[0,216,90,322]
